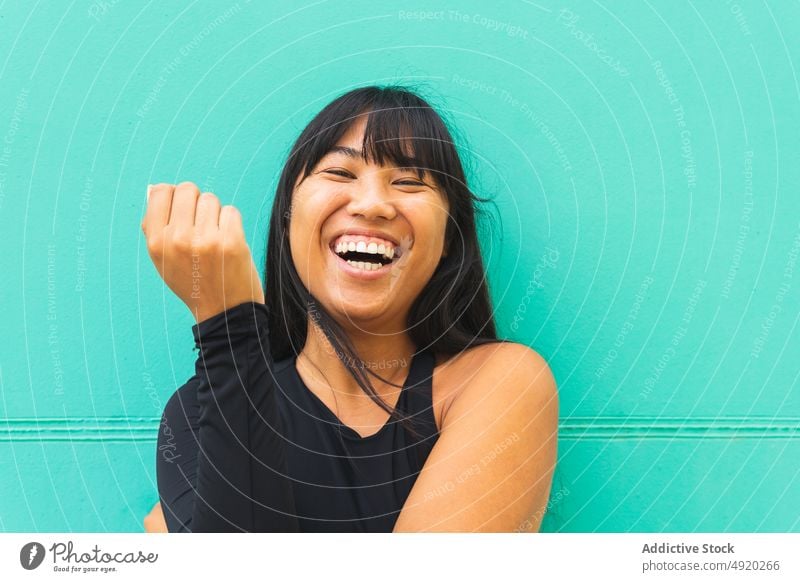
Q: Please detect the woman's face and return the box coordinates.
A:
[288,115,450,332]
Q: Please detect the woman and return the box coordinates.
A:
[141,85,558,532]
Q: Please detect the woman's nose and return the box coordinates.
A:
[345,177,397,221]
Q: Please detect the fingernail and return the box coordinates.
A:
[146,184,152,202]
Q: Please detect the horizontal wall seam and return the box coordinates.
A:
[0,417,798,442]
[561,416,800,440]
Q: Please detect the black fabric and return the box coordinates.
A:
[156,301,440,532]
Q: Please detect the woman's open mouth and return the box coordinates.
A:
[328,234,405,280]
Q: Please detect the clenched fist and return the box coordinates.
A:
[141,182,264,323]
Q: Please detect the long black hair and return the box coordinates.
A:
[264,84,508,440]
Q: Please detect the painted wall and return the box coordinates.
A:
[1,0,798,532]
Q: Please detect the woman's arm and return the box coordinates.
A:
[393,343,558,532]
[142,182,299,531]
[156,302,300,532]
[188,301,299,532]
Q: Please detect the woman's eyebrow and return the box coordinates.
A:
[325,145,362,159]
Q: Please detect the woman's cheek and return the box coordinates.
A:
[289,212,332,283]
[408,202,449,262]
[289,216,316,281]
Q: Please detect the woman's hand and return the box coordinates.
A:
[141,182,264,323]
[143,501,168,533]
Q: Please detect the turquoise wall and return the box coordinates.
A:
[1,1,798,532]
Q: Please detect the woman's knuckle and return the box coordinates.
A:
[221,237,243,255]
[193,238,214,254]
[146,235,164,256]
[172,236,192,254]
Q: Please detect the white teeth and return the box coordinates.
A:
[333,236,399,260]
[346,260,383,271]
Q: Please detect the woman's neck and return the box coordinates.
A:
[298,318,417,401]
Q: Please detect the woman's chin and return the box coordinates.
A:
[320,291,395,326]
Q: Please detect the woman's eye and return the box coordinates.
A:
[320,167,427,188]
[323,169,354,178]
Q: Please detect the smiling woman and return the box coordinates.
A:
[145,84,558,533]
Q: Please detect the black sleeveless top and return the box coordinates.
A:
[271,351,440,532]
[156,301,440,533]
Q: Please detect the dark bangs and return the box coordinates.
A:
[293,86,460,193]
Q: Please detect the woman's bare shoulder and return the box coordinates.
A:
[433,342,554,426]
[436,341,549,373]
